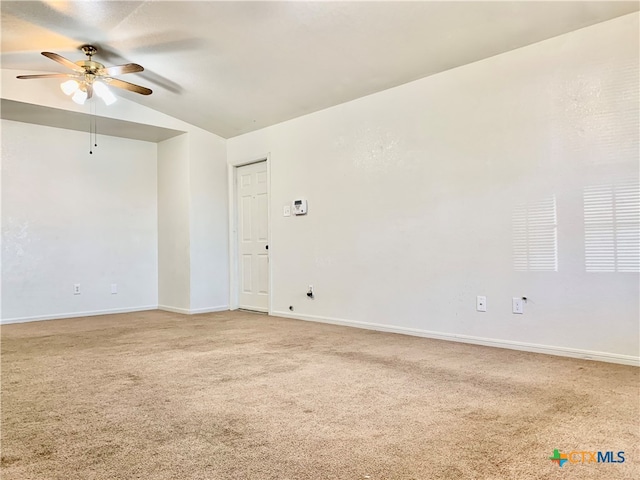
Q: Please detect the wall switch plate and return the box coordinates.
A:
[73,284,81,295]
[283,205,291,217]
[476,296,487,312]
[512,297,524,314]
[111,283,118,294]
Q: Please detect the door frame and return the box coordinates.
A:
[228,155,272,313]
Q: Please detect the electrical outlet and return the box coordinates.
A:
[111,283,118,294]
[476,296,487,312]
[512,297,524,314]
[73,284,81,295]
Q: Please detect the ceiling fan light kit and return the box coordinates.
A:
[60,79,79,95]
[93,81,117,106]
[71,87,88,105]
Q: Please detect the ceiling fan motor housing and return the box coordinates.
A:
[75,60,104,76]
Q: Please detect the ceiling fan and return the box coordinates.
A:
[16,45,152,105]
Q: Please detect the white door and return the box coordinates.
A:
[237,161,269,312]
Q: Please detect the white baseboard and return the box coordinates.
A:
[271,310,639,367]
[158,305,229,315]
[158,305,190,315]
[2,304,231,324]
[190,305,229,314]
[1,305,158,325]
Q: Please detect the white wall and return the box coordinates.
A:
[1,120,158,321]
[157,130,230,314]
[188,129,229,312]
[157,134,191,311]
[228,13,640,363]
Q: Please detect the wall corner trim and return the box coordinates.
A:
[270,310,640,367]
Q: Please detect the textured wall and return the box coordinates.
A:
[188,129,230,312]
[157,134,191,311]
[228,14,639,362]
[1,120,158,321]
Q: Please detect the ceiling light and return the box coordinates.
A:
[93,81,117,106]
[60,79,79,96]
[72,88,87,105]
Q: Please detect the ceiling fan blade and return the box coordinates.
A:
[42,52,85,73]
[96,45,182,94]
[17,73,77,79]
[99,63,144,77]
[106,78,152,95]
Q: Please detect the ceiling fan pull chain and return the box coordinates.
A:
[94,101,98,149]
[89,99,94,154]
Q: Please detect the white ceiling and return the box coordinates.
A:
[1,1,638,139]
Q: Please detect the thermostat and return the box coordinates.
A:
[293,199,307,215]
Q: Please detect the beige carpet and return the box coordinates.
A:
[1,310,638,479]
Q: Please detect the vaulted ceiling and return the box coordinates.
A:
[2,1,638,138]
